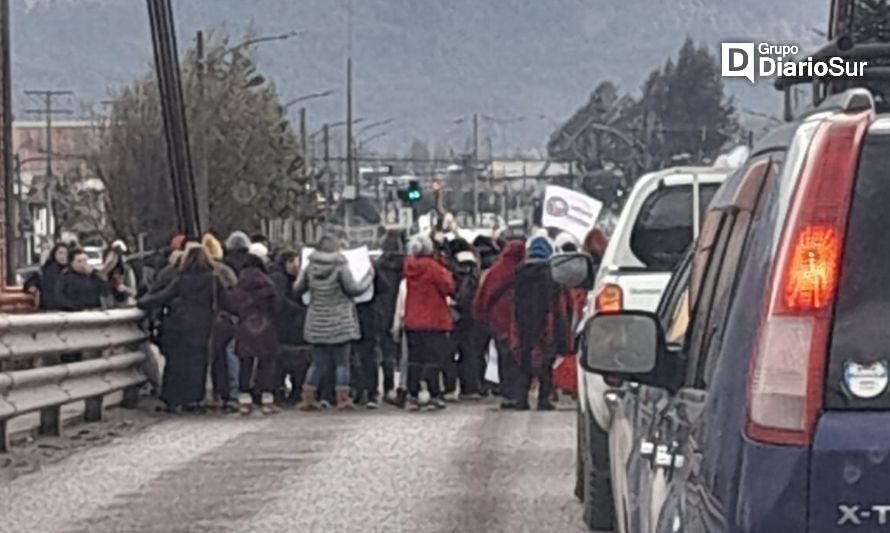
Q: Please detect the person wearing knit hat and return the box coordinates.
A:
[526,235,555,260]
[249,242,270,264]
[224,231,252,276]
[553,232,580,253]
[202,233,239,411]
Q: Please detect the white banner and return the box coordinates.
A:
[541,185,603,243]
[301,246,374,305]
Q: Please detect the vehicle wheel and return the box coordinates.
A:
[582,410,615,531]
[574,406,585,501]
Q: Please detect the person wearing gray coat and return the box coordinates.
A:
[294,234,373,410]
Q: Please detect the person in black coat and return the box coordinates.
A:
[268,249,310,406]
[55,249,110,312]
[137,245,229,413]
[27,243,69,311]
[224,231,252,276]
[374,232,405,403]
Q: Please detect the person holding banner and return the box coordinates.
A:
[295,234,374,411]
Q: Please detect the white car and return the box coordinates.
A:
[576,165,729,531]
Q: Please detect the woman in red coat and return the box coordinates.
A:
[473,240,526,408]
[403,234,455,410]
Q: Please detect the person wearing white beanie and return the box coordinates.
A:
[249,242,270,263]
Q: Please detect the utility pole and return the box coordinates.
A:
[1,0,13,287]
[473,112,479,224]
[344,0,354,232]
[195,30,209,233]
[147,0,201,238]
[24,89,73,241]
[323,123,332,216]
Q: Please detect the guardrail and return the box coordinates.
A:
[0,309,149,452]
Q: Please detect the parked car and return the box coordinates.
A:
[579,88,886,532]
[576,165,729,530]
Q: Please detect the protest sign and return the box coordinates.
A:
[541,185,603,243]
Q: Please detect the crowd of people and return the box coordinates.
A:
[22,223,609,415]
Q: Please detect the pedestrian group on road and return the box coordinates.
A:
[23,222,608,416]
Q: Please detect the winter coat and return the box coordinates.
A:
[357,270,391,341]
[473,241,525,341]
[374,252,404,332]
[224,249,252,277]
[137,268,227,351]
[36,262,65,310]
[294,251,372,345]
[231,266,280,359]
[452,254,480,326]
[55,270,109,311]
[512,260,572,369]
[404,255,455,332]
[268,262,307,347]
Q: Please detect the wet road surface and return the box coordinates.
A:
[1,402,592,533]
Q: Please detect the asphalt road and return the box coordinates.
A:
[0,402,592,533]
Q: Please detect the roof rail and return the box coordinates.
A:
[817,87,875,113]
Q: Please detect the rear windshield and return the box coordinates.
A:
[629,183,719,270]
[827,132,890,409]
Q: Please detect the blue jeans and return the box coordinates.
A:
[225,339,241,398]
[306,344,351,389]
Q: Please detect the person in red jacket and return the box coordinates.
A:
[473,240,526,408]
[404,234,455,410]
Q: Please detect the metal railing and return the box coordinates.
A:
[0,309,149,452]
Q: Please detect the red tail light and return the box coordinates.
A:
[595,283,623,314]
[746,111,871,446]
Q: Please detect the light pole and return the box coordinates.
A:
[195,29,299,231]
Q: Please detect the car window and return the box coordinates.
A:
[670,155,777,389]
[827,132,890,409]
[629,183,720,271]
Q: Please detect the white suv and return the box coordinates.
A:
[576,165,728,530]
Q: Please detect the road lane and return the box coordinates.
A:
[2,403,591,533]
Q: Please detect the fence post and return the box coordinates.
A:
[84,396,103,423]
[38,406,60,437]
[0,420,8,453]
[121,385,140,409]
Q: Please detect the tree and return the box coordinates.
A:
[548,39,739,203]
[88,30,309,247]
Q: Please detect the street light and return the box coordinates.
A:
[284,89,336,109]
[356,118,395,137]
[310,117,366,138]
[209,31,302,62]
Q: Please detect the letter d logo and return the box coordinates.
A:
[721,42,755,83]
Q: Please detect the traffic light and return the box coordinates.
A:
[398,180,422,204]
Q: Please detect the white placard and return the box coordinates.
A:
[342,246,374,304]
[541,185,603,244]
[484,339,499,384]
[300,246,373,305]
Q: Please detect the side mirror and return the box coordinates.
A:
[550,252,595,290]
[580,311,682,393]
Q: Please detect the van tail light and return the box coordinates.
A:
[746,111,871,446]
[596,283,623,314]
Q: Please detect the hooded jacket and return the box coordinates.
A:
[473,241,525,340]
[55,269,109,311]
[294,251,372,344]
[404,255,455,332]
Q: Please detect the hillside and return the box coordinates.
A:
[10,0,829,153]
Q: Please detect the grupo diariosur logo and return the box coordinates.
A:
[721,42,868,83]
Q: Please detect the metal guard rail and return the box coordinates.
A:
[0,309,149,452]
